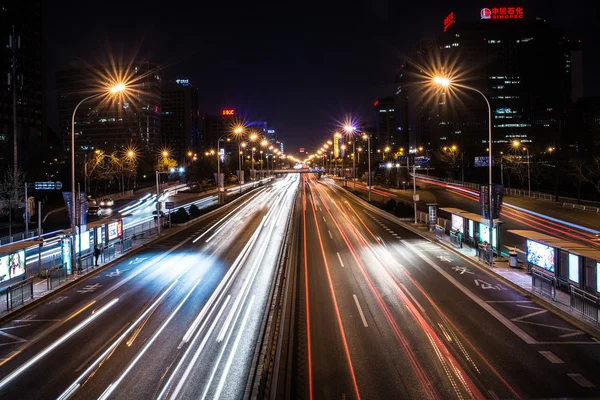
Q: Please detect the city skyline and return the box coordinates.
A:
[43,0,595,153]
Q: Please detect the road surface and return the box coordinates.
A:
[0,175,298,399]
[292,174,600,399]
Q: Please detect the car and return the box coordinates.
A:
[87,206,101,216]
[99,198,114,207]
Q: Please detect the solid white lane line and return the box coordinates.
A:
[539,351,564,364]
[98,280,202,400]
[323,216,326,223]
[567,373,596,387]
[210,295,257,399]
[0,298,119,391]
[57,280,179,400]
[328,230,333,239]
[353,295,368,327]
[401,240,538,345]
[337,252,344,268]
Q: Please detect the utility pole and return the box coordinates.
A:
[8,26,20,182]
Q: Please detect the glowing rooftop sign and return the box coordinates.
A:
[222,109,235,116]
[444,12,455,31]
[481,7,524,20]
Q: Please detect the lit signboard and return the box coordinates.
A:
[75,230,91,254]
[597,262,600,292]
[526,240,554,272]
[299,148,305,153]
[175,79,189,85]
[444,12,455,31]
[106,220,123,242]
[222,109,235,116]
[451,214,464,234]
[479,224,497,248]
[568,253,580,283]
[0,249,25,284]
[481,7,523,20]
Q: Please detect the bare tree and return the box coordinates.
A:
[0,168,25,236]
[567,159,588,202]
[434,148,460,179]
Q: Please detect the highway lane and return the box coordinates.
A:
[294,174,600,399]
[0,175,298,399]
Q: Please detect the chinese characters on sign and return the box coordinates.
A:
[222,109,235,116]
[481,7,524,20]
[444,12,455,31]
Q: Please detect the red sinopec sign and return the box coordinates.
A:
[222,109,235,116]
[481,7,524,20]
[444,12,455,31]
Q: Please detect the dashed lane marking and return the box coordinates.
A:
[567,373,595,388]
[353,295,368,327]
[539,351,564,364]
[337,252,344,268]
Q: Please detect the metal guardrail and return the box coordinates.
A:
[532,268,556,301]
[0,278,34,313]
[47,266,67,291]
[476,244,493,264]
[570,286,600,325]
[435,225,445,239]
[563,202,600,213]
[450,230,462,248]
[0,229,42,246]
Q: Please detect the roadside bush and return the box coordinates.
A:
[189,204,201,219]
[383,199,396,213]
[394,202,412,218]
[171,207,190,224]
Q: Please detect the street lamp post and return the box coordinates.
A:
[513,141,531,196]
[70,83,125,272]
[362,133,372,201]
[434,76,493,267]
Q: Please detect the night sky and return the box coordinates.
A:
[44,0,594,153]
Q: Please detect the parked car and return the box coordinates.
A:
[87,206,101,216]
[99,198,114,207]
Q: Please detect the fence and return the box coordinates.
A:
[532,268,556,301]
[27,253,62,279]
[476,243,493,264]
[0,279,34,314]
[416,211,429,224]
[562,202,600,213]
[570,286,600,325]
[435,225,445,239]
[123,221,157,239]
[0,228,42,246]
[46,266,67,291]
[450,230,462,248]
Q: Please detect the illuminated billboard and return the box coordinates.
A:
[222,109,235,116]
[526,240,555,272]
[568,253,579,283]
[106,220,123,242]
[451,214,464,234]
[478,224,497,248]
[481,7,523,20]
[0,250,26,284]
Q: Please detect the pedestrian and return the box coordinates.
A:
[94,244,101,267]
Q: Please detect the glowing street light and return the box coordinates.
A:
[513,140,531,196]
[433,75,494,267]
[70,81,127,272]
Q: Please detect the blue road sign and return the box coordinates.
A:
[414,156,431,165]
[474,156,496,167]
[397,156,408,162]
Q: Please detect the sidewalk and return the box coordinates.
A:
[0,224,162,320]
[413,222,599,333]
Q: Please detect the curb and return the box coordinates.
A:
[342,187,600,340]
[0,187,264,325]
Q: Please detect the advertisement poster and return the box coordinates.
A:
[451,214,464,234]
[479,224,497,248]
[526,240,555,272]
[568,253,580,283]
[0,250,26,284]
[106,220,123,242]
[75,231,91,254]
[62,237,72,274]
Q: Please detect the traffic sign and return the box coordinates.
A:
[474,156,495,167]
[397,156,408,162]
[35,181,62,190]
[165,201,175,210]
[414,156,431,165]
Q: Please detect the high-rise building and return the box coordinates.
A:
[160,78,200,161]
[0,1,44,168]
[56,62,161,153]
[436,8,581,153]
[374,96,401,150]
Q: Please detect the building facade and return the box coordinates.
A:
[160,78,200,161]
[0,1,44,168]
[56,62,161,153]
[436,8,581,154]
[374,96,402,150]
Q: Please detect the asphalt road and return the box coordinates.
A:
[0,175,298,399]
[292,174,600,399]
